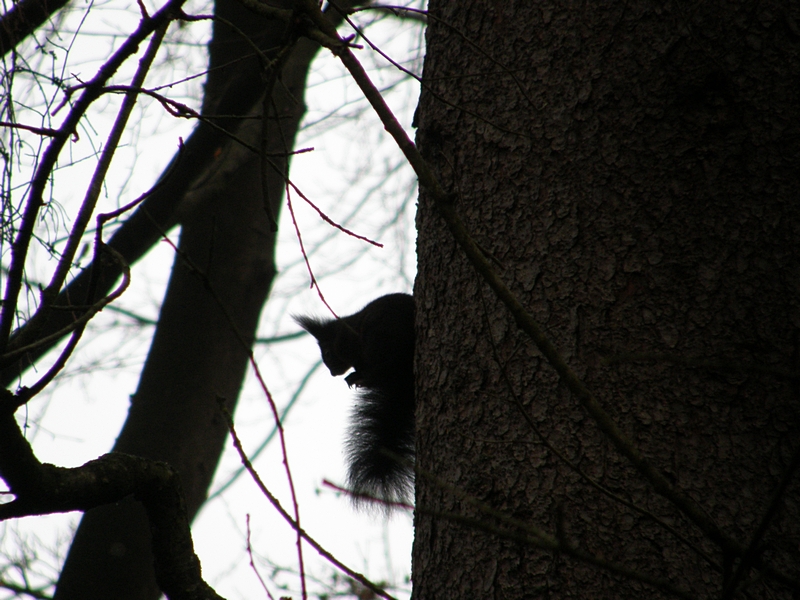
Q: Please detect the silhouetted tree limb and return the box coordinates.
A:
[0,0,71,56]
[0,412,225,600]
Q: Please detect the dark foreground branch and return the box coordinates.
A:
[0,413,225,600]
[0,0,70,56]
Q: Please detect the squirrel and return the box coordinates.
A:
[294,293,415,507]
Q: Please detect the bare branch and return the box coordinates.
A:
[0,0,186,356]
[0,0,70,56]
[219,402,399,600]
[0,415,226,600]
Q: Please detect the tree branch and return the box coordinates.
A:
[0,0,70,56]
[0,0,186,357]
[0,414,225,600]
[220,403,399,600]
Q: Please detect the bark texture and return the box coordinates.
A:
[413,1,800,599]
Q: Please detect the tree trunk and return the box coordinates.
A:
[413,1,800,599]
[52,1,356,597]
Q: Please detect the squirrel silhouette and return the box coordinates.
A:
[294,293,415,506]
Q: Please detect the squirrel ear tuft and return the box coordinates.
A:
[293,315,329,338]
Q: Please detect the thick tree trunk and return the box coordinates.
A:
[52,1,357,597]
[53,151,278,600]
[414,1,799,599]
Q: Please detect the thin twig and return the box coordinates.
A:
[219,404,398,600]
[11,246,131,406]
[332,1,532,140]
[284,183,339,318]
[153,217,313,598]
[0,121,65,137]
[0,0,186,355]
[246,514,276,600]
[721,442,800,599]
[479,291,721,573]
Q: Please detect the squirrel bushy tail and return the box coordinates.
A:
[347,378,415,505]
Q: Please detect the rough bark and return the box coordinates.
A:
[413,1,800,599]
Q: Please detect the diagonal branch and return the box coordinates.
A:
[0,0,187,357]
[220,403,399,600]
[2,22,169,373]
[0,414,225,600]
[0,0,70,57]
